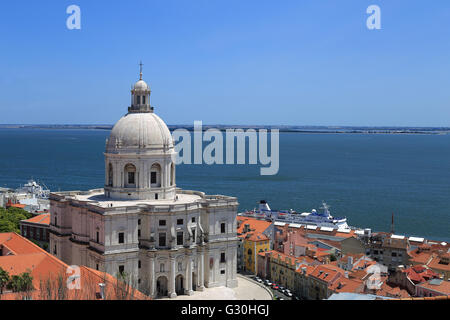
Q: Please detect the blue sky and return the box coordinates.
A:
[0,0,449,126]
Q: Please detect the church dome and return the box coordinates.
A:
[106,112,173,153]
[134,79,149,91]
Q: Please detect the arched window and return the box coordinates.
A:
[170,162,175,186]
[150,163,161,187]
[142,95,146,104]
[136,95,141,105]
[248,248,252,255]
[108,163,113,186]
[124,163,136,188]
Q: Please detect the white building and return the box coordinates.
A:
[49,67,239,298]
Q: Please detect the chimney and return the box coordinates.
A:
[347,256,353,270]
[98,283,106,300]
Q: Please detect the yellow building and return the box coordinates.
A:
[243,232,270,274]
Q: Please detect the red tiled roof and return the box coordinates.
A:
[21,213,50,226]
[0,233,149,300]
[237,216,272,235]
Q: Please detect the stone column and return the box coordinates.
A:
[198,249,205,291]
[149,255,156,297]
[169,256,177,298]
[185,255,193,295]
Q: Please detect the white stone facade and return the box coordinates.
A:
[49,70,238,298]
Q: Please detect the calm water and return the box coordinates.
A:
[0,128,449,241]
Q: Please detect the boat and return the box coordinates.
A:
[16,179,50,199]
[240,200,349,229]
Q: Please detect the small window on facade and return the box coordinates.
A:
[159,220,166,226]
[177,231,183,246]
[138,219,141,225]
[177,219,183,225]
[159,233,166,247]
[138,229,141,237]
[96,231,99,243]
[128,172,135,184]
[118,232,124,244]
[142,95,146,104]
[192,228,196,242]
[96,264,99,270]
[151,172,157,184]
[138,278,141,284]
[119,265,125,275]
[54,245,57,255]
[192,217,196,223]
[137,95,141,104]
[155,193,158,200]
[221,269,225,274]
[138,260,141,269]
[55,216,58,226]
[221,223,226,234]
[221,252,226,263]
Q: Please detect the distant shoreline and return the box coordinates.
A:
[0,124,449,135]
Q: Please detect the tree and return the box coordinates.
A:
[0,207,33,233]
[6,271,33,293]
[0,267,10,294]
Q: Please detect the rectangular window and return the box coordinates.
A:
[142,96,146,104]
[221,252,226,263]
[192,217,196,223]
[159,220,166,226]
[96,264,99,271]
[138,260,141,269]
[54,245,57,255]
[118,232,124,244]
[159,233,166,247]
[221,269,225,275]
[151,172,157,184]
[119,265,125,275]
[128,172,135,184]
[192,228,196,242]
[177,231,183,246]
[138,229,141,237]
[138,219,141,225]
[155,193,158,200]
[177,219,183,225]
[221,223,226,234]
[96,231,99,243]
[137,96,141,104]
[55,216,58,227]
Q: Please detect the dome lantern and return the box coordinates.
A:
[129,61,153,113]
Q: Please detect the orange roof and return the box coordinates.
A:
[417,280,450,295]
[329,275,364,293]
[8,203,27,209]
[0,233,149,300]
[237,216,272,236]
[246,231,269,242]
[309,265,344,283]
[21,213,50,226]
[378,283,411,298]
[428,255,450,272]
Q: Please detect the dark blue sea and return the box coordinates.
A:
[0,128,449,242]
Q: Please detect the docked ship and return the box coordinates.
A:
[16,179,50,199]
[240,200,349,229]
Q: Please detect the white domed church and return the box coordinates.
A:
[49,67,238,298]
